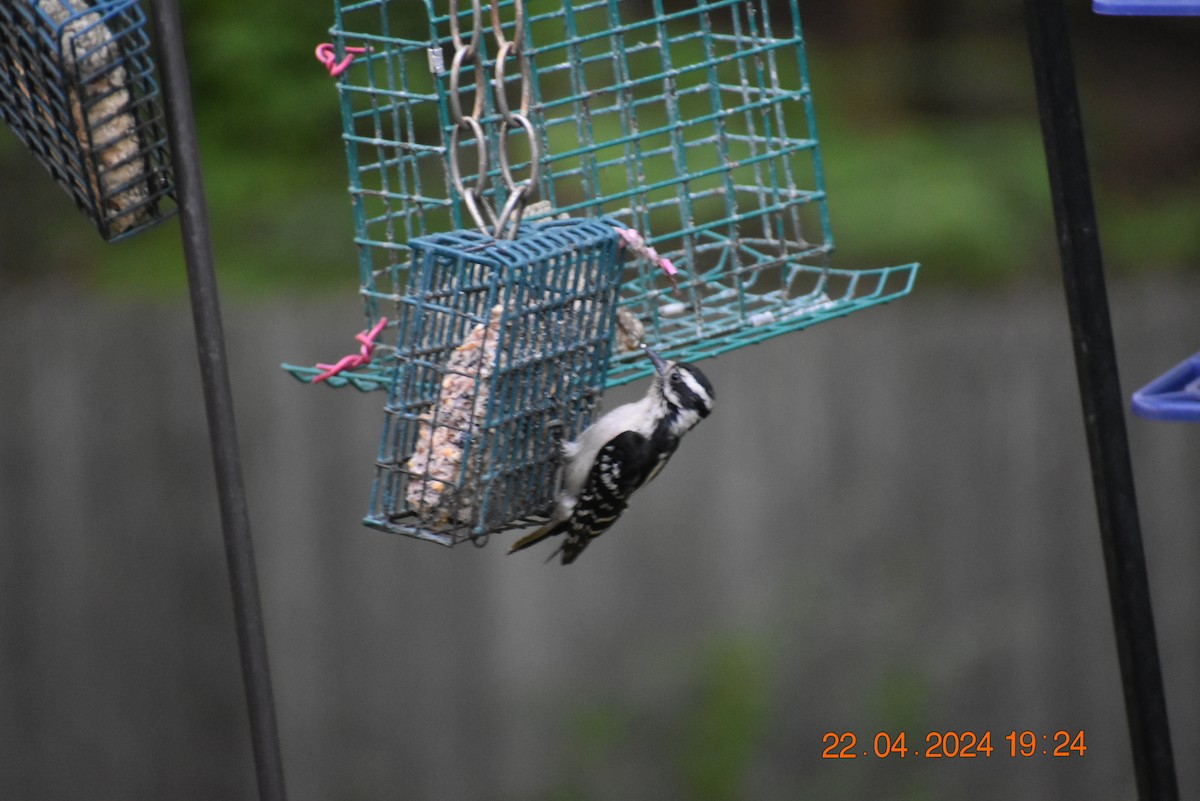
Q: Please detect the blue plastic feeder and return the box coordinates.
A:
[1131,352,1200,421]
[1094,0,1200,15]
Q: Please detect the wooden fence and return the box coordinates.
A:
[0,282,1196,800]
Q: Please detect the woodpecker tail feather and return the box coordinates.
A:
[535,533,586,565]
[508,519,566,555]
[559,535,588,565]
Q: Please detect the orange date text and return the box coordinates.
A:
[821,730,1086,759]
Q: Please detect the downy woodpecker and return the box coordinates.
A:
[509,346,715,564]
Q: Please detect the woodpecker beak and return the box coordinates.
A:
[642,345,669,376]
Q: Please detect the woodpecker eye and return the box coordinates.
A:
[670,371,683,384]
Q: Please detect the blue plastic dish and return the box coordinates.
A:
[1131,352,1200,421]
[1095,0,1200,15]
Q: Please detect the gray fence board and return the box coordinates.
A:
[1,282,1197,800]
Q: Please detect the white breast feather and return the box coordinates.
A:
[555,393,663,517]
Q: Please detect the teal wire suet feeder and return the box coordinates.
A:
[284,0,919,544]
[0,0,175,241]
[370,218,626,544]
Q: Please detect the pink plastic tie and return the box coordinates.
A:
[313,317,388,383]
[616,226,679,292]
[315,43,369,78]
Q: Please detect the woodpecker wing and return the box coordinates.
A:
[508,430,655,563]
[557,430,655,564]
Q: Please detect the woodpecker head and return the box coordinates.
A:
[643,346,715,435]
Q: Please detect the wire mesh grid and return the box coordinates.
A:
[281,0,917,391]
[0,0,174,241]
[279,0,919,542]
[368,217,625,544]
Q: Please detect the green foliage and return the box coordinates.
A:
[535,703,635,801]
[536,632,774,801]
[677,635,774,801]
[3,2,1198,295]
[819,116,1053,286]
[873,666,929,732]
[1101,189,1200,275]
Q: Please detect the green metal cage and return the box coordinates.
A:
[282,0,919,543]
[368,217,625,544]
[0,0,175,241]
[283,0,918,391]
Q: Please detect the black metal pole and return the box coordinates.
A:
[149,2,288,799]
[1022,2,1178,799]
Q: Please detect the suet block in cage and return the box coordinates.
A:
[0,0,174,240]
[367,217,625,545]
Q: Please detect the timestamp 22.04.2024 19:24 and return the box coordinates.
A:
[822,730,1087,759]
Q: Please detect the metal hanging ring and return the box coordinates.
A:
[497,112,540,193]
[492,41,531,121]
[493,112,539,239]
[489,0,525,50]
[448,0,483,58]
[448,116,491,232]
[462,188,491,235]
[493,183,532,239]
[477,190,499,231]
[448,45,486,123]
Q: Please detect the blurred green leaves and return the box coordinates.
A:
[677,635,773,801]
[540,633,774,801]
[3,1,1198,295]
[820,117,1053,286]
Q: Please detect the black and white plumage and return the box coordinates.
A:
[509,346,715,564]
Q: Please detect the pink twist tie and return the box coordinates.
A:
[616,226,679,290]
[315,43,369,78]
[313,317,388,383]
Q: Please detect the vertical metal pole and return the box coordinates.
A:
[1022,2,1178,799]
[149,1,288,799]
